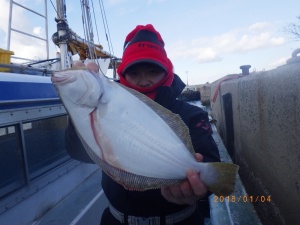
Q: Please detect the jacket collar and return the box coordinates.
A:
[154,74,186,108]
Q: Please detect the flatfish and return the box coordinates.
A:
[51,69,239,196]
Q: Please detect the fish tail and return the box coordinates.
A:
[200,162,239,196]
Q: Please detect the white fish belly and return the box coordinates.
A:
[92,81,198,179]
[59,94,103,159]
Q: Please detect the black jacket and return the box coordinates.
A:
[65,74,220,216]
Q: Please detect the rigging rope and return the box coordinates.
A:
[78,0,115,76]
[98,0,114,56]
[80,0,107,75]
[80,0,94,60]
[79,0,114,57]
[81,0,109,63]
[90,0,102,47]
[89,0,106,75]
[49,0,58,18]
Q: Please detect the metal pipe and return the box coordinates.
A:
[13,1,46,18]
[45,0,49,59]
[56,0,72,69]
[11,28,47,41]
[0,63,55,74]
[7,0,13,50]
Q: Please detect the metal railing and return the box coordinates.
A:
[7,0,49,61]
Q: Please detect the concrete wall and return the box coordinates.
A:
[208,63,300,225]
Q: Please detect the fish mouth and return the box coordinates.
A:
[51,73,76,84]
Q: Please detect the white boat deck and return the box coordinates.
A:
[35,169,107,225]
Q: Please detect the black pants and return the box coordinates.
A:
[100,207,204,225]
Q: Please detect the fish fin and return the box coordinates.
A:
[201,162,239,196]
[119,84,195,156]
[76,126,183,190]
[100,159,183,191]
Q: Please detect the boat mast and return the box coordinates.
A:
[56,0,72,70]
[54,0,120,75]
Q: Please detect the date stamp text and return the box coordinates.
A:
[213,195,271,203]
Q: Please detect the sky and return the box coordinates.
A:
[0,0,300,85]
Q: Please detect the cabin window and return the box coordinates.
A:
[24,116,69,180]
[0,115,69,199]
[0,124,26,198]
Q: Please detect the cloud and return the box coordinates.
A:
[33,27,44,37]
[233,32,284,52]
[248,22,270,32]
[0,0,11,47]
[168,22,286,64]
[268,57,288,68]
[10,32,47,60]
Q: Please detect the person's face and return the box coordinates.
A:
[124,63,166,88]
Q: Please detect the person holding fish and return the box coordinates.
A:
[61,24,234,225]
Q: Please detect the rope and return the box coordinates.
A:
[49,0,58,17]
[79,0,114,69]
[80,0,96,60]
[98,0,114,56]
[89,0,103,71]
[90,0,101,48]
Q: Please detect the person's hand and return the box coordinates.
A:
[73,61,99,73]
[161,153,207,205]
[86,62,99,73]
